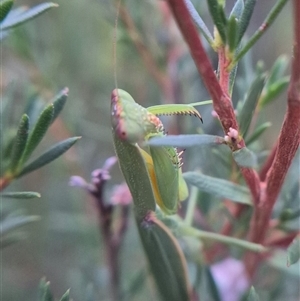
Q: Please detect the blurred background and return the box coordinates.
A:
[1,0,295,300]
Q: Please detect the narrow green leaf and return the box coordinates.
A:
[179,224,267,252]
[280,208,300,222]
[228,0,244,90]
[238,73,266,136]
[205,267,222,301]
[0,231,27,248]
[233,147,257,167]
[206,0,227,43]
[260,77,289,108]
[233,0,289,66]
[184,172,252,205]
[1,191,41,199]
[245,122,272,145]
[38,278,54,301]
[287,236,300,266]
[137,212,191,301]
[124,270,147,299]
[237,0,257,44]
[0,0,14,22]
[247,286,260,301]
[229,0,244,20]
[20,104,54,164]
[266,55,289,87]
[146,134,224,148]
[184,0,213,45]
[9,114,29,173]
[51,87,69,123]
[227,15,238,52]
[18,136,81,177]
[1,2,58,30]
[1,215,40,236]
[59,289,70,301]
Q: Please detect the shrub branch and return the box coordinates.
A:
[248,0,300,245]
[166,0,261,203]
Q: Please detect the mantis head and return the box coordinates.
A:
[111,89,164,144]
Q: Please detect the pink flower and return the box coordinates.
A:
[111,183,132,206]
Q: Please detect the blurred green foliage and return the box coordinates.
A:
[1,0,299,301]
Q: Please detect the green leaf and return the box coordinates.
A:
[137,212,191,301]
[184,0,213,45]
[266,55,289,86]
[287,236,300,266]
[1,215,40,236]
[233,147,257,167]
[1,2,58,31]
[59,289,70,301]
[38,278,54,301]
[184,172,252,205]
[227,15,238,52]
[124,270,147,299]
[51,87,69,123]
[9,114,29,173]
[146,134,224,148]
[206,0,227,44]
[259,76,289,108]
[205,267,221,301]
[238,73,266,136]
[233,0,289,66]
[247,286,260,301]
[0,231,27,248]
[18,136,81,177]
[179,224,267,252]
[237,0,257,44]
[280,208,300,222]
[229,0,244,20]
[0,0,14,22]
[1,191,41,199]
[245,122,272,145]
[20,104,54,165]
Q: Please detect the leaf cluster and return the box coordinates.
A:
[0,1,79,254]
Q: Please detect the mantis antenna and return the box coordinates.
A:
[113,0,122,91]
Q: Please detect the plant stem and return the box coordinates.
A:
[118,4,169,93]
[231,0,289,67]
[249,0,300,245]
[259,141,277,181]
[166,0,261,203]
[180,225,268,253]
[218,47,230,93]
[0,176,12,191]
[166,0,236,135]
[184,186,198,226]
[245,0,300,276]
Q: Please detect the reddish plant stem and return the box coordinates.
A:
[0,177,12,191]
[166,0,261,203]
[218,47,230,93]
[248,0,300,245]
[118,4,170,95]
[245,0,300,277]
[259,141,278,181]
[265,231,299,248]
[166,0,235,134]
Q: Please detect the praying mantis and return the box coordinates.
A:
[111,88,202,218]
[111,89,204,300]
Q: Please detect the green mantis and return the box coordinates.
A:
[111,88,202,217]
